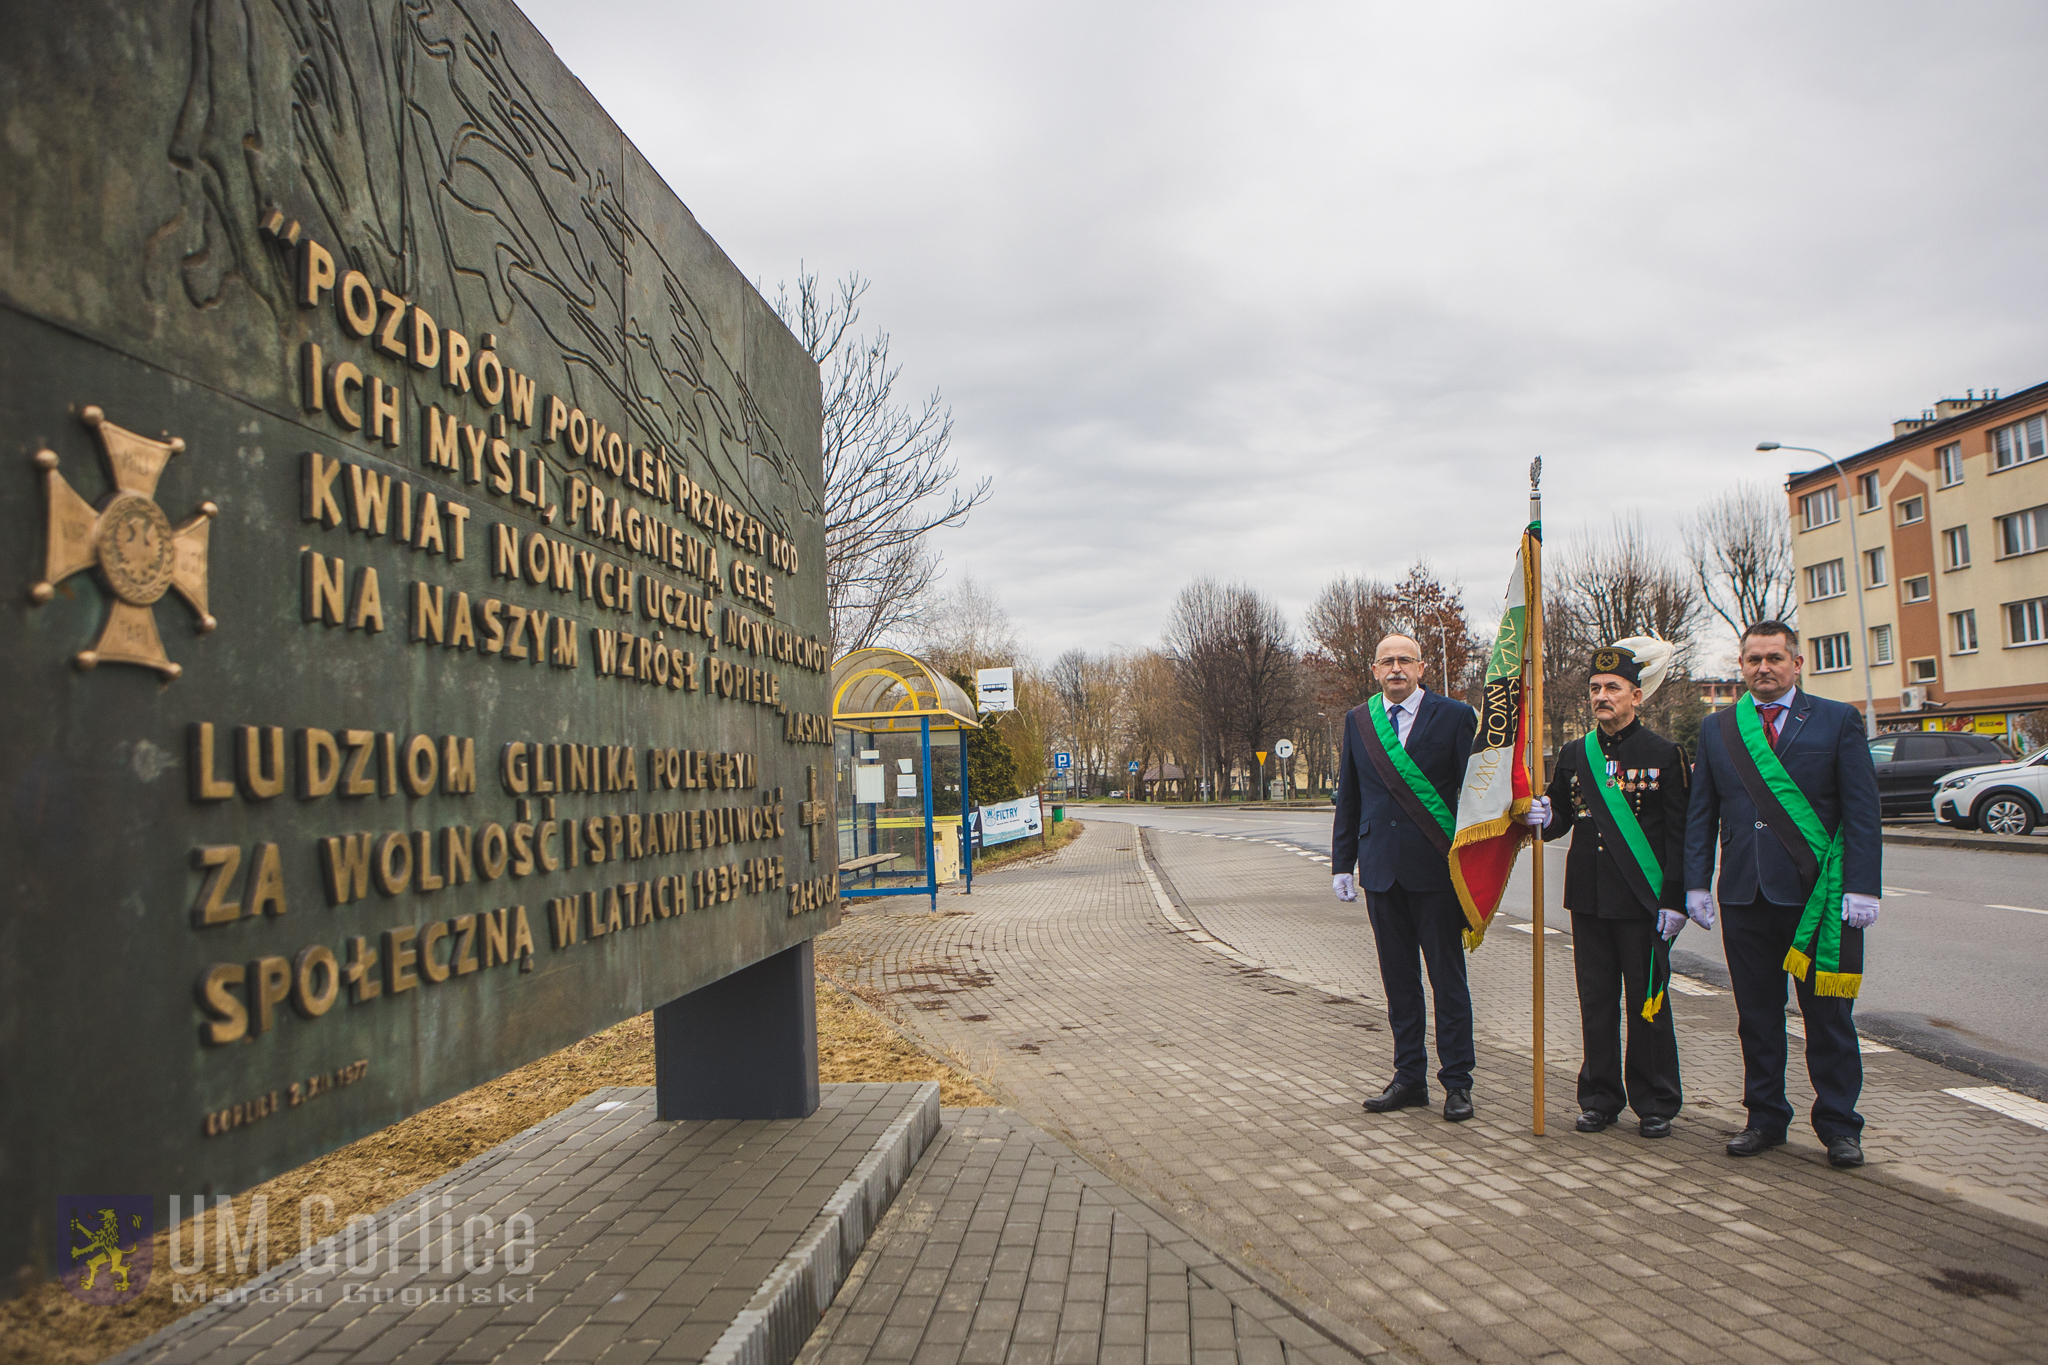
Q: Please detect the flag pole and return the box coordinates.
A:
[1527,458,1547,1137]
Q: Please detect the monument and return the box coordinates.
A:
[0,0,832,1285]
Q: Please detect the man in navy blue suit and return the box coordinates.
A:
[1684,621,1882,1168]
[1333,634,1480,1121]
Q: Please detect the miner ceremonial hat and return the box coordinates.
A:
[1589,636,1675,701]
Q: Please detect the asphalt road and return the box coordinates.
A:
[1085,802,2048,1096]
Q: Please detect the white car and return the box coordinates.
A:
[1932,744,2048,836]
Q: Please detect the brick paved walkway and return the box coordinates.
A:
[114,1083,938,1365]
[799,1109,1387,1365]
[818,822,2048,1365]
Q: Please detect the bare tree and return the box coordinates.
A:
[1682,484,1797,637]
[1548,514,1709,748]
[914,574,1020,675]
[775,269,992,651]
[1388,561,1483,707]
[1162,580,1306,799]
[1049,649,1132,797]
[1555,515,1705,658]
[1303,574,1398,714]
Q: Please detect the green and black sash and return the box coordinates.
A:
[1580,730,1677,1021]
[1353,695,1454,855]
[1718,696,1860,997]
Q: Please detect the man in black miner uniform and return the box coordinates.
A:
[1524,638,1689,1138]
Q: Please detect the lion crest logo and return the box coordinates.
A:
[59,1195,153,1305]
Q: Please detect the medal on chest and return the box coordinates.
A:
[1605,758,1619,789]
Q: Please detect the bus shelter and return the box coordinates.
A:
[830,648,979,911]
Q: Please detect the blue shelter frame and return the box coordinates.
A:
[830,648,979,912]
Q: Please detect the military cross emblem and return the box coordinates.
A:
[30,406,216,679]
[799,765,829,860]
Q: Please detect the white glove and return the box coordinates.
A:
[1333,873,1358,902]
[1522,796,1552,829]
[1843,893,1879,929]
[1685,889,1716,930]
[1656,908,1686,939]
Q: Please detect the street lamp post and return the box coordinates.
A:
[1757,442,1879,740]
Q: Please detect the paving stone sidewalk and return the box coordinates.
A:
[113,1083,938,1365]
[818,822,2048,1365]
[799,1108,1388,1365]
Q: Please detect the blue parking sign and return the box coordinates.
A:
[1054,752,1072,770]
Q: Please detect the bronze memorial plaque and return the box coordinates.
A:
[0,0,831,1282]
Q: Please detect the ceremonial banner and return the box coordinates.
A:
[1448,524,1540,946]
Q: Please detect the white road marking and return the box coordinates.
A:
[1987,904,2048,915]
[1882,886,1928,896]
[1945,1086,2048,1133]
[1507,923,1561,936]
[1784,1018,1894,1054]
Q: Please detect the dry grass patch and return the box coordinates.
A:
[972,817,1082,873]
[3,980,986,1365]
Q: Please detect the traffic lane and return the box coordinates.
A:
[1508,840,2048,1090]
[1084,803,1336,853]
[1105,806,2048,1092]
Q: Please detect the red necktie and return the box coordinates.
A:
[1759,703,1784,746]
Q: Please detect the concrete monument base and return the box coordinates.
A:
[113,1082,939,1365]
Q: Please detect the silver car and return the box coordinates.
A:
[1932,744,2048,836]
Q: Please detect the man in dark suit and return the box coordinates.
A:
[1333,634,1480,1121]
[1684,621,1882,1168]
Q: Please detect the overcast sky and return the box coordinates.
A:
[523,0,2048,663]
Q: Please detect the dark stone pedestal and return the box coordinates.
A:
[654,941,820,1119]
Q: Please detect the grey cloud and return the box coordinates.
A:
[521,0,2048,654]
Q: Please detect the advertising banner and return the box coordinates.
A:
[974,795,1044,849]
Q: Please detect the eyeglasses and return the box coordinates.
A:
[1375,655,1421,667]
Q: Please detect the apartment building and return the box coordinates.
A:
[1785,382,2048,744]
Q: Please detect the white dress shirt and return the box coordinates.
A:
[1382,689,1427,746]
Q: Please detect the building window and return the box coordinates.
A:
[1871,624,1894,664]
[1800,485,1839,530]
[1938,443,1964,487]
[1806,559,1846,601]
[1902,575,1931,603]
[1896,495,1925,526]
[1996,504,2048,557]
[1950,611,1978,654]
[1944,525,1972,570]
[1858,471,1881,510]
[1992,413,2048,470]
[1907,657,1938,683]
[2011,596,2048,647]
[1863,546,1887,586]
[1812,632,1853,673]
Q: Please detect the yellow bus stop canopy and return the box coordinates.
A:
[831,648,981,733]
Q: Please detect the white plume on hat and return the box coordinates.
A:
[1610,636,1675,701]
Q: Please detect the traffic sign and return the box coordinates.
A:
[1274,739,1295,759]
[1127,760,1141,773]
[1054,752,1072,770]
[1255,751,1268,765]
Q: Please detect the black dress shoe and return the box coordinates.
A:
[1363,1081,1429,1113]
[1575,1110,1613,1133]
[1443,1088,1474,1122]
[1639,1115,1672,1139]
[1725,1127,1786,1157]
[1827,1136,1864,1168]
